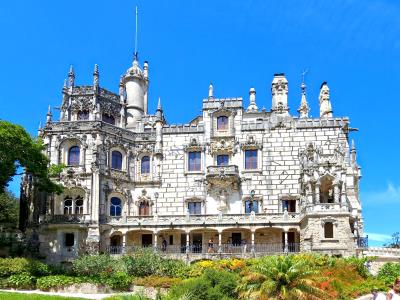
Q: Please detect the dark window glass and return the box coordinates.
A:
[282,200,296,213]
[75,197,83,214]
[110,197,122,217]
[188,202,201,215]
[324,222,334,238]
[102,114,115,125]
[111,151,123,170]
[77,110,89,120]
[245,200,259,213]
[188,151,201,171]
[64,198,73,215]
[217,155,229,166]
[245,149,258,170]
[139,201,150,216]
[68,146,80,166]
[65,233,74,247]
[217,116,229,130]
[141,156,150,174]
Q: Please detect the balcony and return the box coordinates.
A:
[301,203,352,215]
[40,214,91,224]
[206,165,240,189]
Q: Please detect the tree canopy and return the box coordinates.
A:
[0,191,19,229]
[0,120,62,194]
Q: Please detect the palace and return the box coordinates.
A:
[20,51,365,263]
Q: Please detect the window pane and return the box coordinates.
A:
[217,155,229,166]
[77,110,89,120]
[324,222,334,238]
[102,114,115,125]
[245,150,258,170]
[217,116,228,130]
[68,146,80,166]
[112,151,123,170]
[245,200,258,213]
[188,151,201,171]
[110,197,122,216]
[188,202,201,215]
[141,156,150,174]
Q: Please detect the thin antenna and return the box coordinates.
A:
[301,69,308,84]
[134,6,138,60]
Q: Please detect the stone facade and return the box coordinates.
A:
[20,53,364,263]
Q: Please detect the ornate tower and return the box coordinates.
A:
[271,73,289,115]
[319,82,333,118]
[297,81,310,118]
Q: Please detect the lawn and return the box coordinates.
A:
[0,291,88,300]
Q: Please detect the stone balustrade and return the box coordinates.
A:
[364,247,400,257]
[40,214,91,224]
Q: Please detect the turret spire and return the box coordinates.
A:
[319,82,333,118]
[208,83,214,99]
[157,97,162,111]
[46,106,52,124]
[247,87,258,111]
[93,64,99,88]
[271,73,289,115]
[298,73,310,118]
[68,65,75,87]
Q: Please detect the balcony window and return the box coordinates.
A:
[141,156,150,174]
[64,198,73,215]
[245,200,259,213]
[217,116,229,131]
[245,149,258,170]
[324,222,334,238]
[68,146,80,166]
[188,202,201,215]
[139,201,150,216]
[75,197,83,214]
[111,151,123,170]
[64,233,74,247]
[188,151,201,171]
[77,110,89,120]
[102,114,115,125]
[110,197,122,217]
[282,200,296,213]
[217,154,229,166]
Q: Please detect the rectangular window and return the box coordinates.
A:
[245,200,259,213]
[217,116,229,131]
[64,233,74,247]
[169,235,174,245]
[188,202,201,215]
[282,200,296,213]
[245,149,258,170]
[217,155,229,166]
[188,151,201,171]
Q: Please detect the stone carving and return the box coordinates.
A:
[209,137,237,155]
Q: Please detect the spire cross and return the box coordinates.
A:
[301,69,308,84]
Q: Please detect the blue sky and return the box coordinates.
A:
[0,0,399,246]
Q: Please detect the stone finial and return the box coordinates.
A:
[68,65,75,87]
[37,121,42,136]
[271,73,289,115]
[350,139,357,167]
[157,97,162,111]
[93,64,99,87]
[46,106,52,124]
[63,79,67,89]
[156,97,163,121]
[247,87,258,112]
[297,82,310,118]
[319,82,333,118]
[208,82,214,99]
[143,61,149,79]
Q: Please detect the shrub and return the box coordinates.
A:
[134,276,182,288]
[6,273,36,289]
[72,254,123,277]
[157,258,189,278]
[36,275,79,291]
[377,262,400,285]
[0,257,50,277]
[103,272,132,291]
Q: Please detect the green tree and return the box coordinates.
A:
[238,255,328,300]
[0,191,19,228]
[0,120,62,194]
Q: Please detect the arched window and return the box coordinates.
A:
[102,114,115,125]
[141,156,150,174]
[111,151,123,170]
[324,222,334,238]
[64,197,73,215]
[110,197,122,217]
[77,110,89,120]
[139,201,150,216]
[75,197,83,214]
[217,116,229,131]
[68,146,80,166]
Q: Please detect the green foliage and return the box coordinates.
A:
[384,232,400,248]
[377,262,400,285]
[343,256,371,278]
[0,191,19,228]
[0,291,88,299]
[134,276,182,288]
[0,257,50,277]
[6,273,36,289]
[103,292,152,300]
[0,120,62,193]
[72,254,123,277]
[36,275,79,291]
[103,271,132,291]
[48,164,66,178]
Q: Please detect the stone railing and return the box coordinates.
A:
[40,214,91,224]
[364,247,400,257]
[102,212,300,226]
[207,165,239,176]
[163,124,204,134]
[301,203,352,215]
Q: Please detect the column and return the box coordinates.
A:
[307,182,313,204]
[315,184,320,203]
[186,232,190,254]
[334,184,340,203]
[218,231,222,253]
[251,230,255,254]
[153,232,158,253]
[284,230,288,254]
[122,233,126,254]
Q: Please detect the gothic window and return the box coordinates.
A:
[217,154,229,166]
[188,151,201,171]
[141,156,150,174]
[320,177,334,203]
[139,201,150,216]
[64,198,73,215]
[217,116,229,131]
[245,149,258,170]
[102,114,115,125]
[64,233,74,248]
[111,151,123,170]
[188,202,201,215]
[324,222,334,238]
[110,197,122,217]
[282,200,296,213]
[68,146,80,166]
[75,197,83,214]
[77,110,89,120]
[245,200,259,213]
